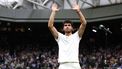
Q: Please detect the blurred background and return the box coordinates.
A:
[0,0,122,69]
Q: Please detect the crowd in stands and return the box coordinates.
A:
[0,44,58,69]
[0,42,121,69]
[0,28,121,69]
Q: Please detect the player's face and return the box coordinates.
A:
[63,23,73,33]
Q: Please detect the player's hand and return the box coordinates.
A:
[51,3,59,12]
[72,3,80,12]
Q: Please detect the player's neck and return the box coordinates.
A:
[65,32,72,36]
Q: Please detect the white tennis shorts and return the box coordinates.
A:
[59,62,81,69]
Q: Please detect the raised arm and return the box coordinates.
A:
[48,3,59,39]
[72,4,87,38]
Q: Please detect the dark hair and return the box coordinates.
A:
[63,19,74,27]
[60,19,76,33]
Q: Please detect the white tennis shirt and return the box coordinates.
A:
[56,31,81,63]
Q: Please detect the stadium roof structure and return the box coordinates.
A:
[0,4,122,23]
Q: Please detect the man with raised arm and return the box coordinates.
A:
[48,3,87,69]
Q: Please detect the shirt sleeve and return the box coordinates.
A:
[55,32,63,42]
[74,31,82,40]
